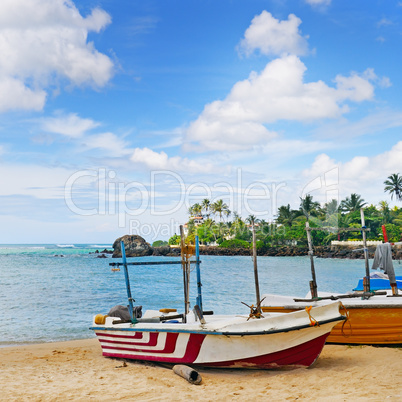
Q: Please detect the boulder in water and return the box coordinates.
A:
[112,235,153,258]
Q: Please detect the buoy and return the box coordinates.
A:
[172,365,202,385]
[111,268,120,272]
[94,314,108,325]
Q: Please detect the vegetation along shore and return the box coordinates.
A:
[107,174,402,259]
[167,173,402,251]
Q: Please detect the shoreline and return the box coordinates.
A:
[130,245,402,259]
[1,338,401,401]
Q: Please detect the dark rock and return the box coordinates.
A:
[152,246,171,256]
[112,235,153,258]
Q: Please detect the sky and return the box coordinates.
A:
[1,0,402,244]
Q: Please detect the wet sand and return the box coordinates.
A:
[1,339,401,401]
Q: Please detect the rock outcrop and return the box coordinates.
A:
[112,235,153,258]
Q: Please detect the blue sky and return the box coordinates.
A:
[1,0,402,243]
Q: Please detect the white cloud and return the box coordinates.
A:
[80,132,131,157]
[131,147,215,173]
[0,77,46,112]
[315,109,402,139]
[378,76,392,88]
[41,112,100,138]
[39,112,131,157]
[334,72,374,102]
[377,18,393,27]
[301,141,402,204]
[305,0,331,6]
[261,138,333,158]
[238,12,309,57]
[186,55,376,151]
[0,0,113,113]
[0,163,73,199]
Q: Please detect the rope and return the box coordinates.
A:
[305,306,320,326]
[247,304,263,320]
[339,302,352,338]
[182,244,195,259]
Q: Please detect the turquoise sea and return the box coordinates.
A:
[1,244,401,347]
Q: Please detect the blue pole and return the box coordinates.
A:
[121,241,136,323]
[195,235,203,311]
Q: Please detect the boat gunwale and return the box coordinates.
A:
[90,316,345,336]
[262,304,402,310]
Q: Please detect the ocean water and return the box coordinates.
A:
[1,244,401,347]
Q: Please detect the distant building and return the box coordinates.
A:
[183,216,204,236]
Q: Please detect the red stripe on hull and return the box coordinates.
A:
[101,332,179,354]
[101,333,206,363]
[203,333,330,369]
[94,331,144,340]
[97,331,158,347]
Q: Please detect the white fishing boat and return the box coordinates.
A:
[91,230,345,369]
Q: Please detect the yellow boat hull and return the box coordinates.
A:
[261,306,402,344]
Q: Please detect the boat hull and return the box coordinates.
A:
[91,303,344,369]
[261,295,402,345]
[93,326,334,369]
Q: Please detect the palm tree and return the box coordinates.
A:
[188,203,202,218]
[299,194,320,220]
[246,215,260,226]
[378,200,391,224]
[201,199,211,218]
[211,199,230,221]
[276,204,298,227]
[230,212,246,238]
[384,173,402,201]
[339,193,366,213]
[322,199,339,216]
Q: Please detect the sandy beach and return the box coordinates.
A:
[1,339,401,401]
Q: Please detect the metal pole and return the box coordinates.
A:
[306,222,318,298]
[360,209,370,293]
[195,235,203,311]
[121,241,136,323]
[179,225,189,320]
[252,224,261,312]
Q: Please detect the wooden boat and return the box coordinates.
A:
[91,303,344,368]
[90,230,345,369]
[261,291,402,344]
[261,213,402,345]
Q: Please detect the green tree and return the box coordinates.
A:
[246,215,259,226]
[152,240,168,247]
[340,193,366,213]
[378,200,391,224]
[211,199,230,221]
[381,223,402,242]
[168,234,180,245]
[276,204,299,227]
[299,194,320,220]
[322,199,339,216]
[201,198,211,218]
[188,203,202,217]
[384,173,402,201]
[362,205,382,239]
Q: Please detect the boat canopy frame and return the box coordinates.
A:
[109,233,203,324]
